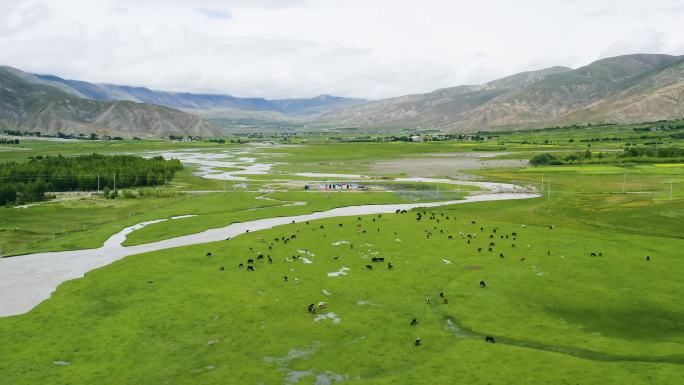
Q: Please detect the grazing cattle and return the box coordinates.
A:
[291,234,296,239]
[520,257,526,261]
[318,302,328,310]
[257,253,264,260]
[415,338,422,346]
[448,235,453,239]
[333,256,339,260]
[320,225,325,229]
[308,303,315,313]
[499,253,504,258]
[442,298,448,304]
[485,336,495,343]
[549,225,554,230]
[467,234,472,238]
[372,218,376,222]
[489,242,495,246]
[246,230,250,233]
[492,229,497,233]
[371,257,379,263]
[410,318,418,326]
[238,263,244,268]
[646,256,650,261]
[471,221,476,224]
[512,232,517,237]
[480,227,484,231]
[206,252,212,256]
[366,265,373,270]
[599,252,603,257]
[505,235,509,239]
[247,266,255,271]
[467,239,470,244]
[283,276,288,282]
[547,250,551,256]
[511,244,516,248]
[426,297,431,304]
[478,248,482,252]
[247,259,254,264]
[378,257,385,262]
[479,280,486,288]
[488,247,493,252]
[220,266,225,271]
[489,235,494,239]
[306,221,310,224]
[387,263,394,270]
[268,256,273,264]
[590,252,597,257]
[439,292,444,298]
[339,223,343,227]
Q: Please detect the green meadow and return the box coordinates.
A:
[1,126,683,384]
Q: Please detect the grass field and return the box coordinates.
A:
[1,129,683,384]
[1,199,683,384]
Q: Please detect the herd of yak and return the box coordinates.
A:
[208,207,651,346]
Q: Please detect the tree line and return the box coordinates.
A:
[530,146,684,166]
[0,154,182,206]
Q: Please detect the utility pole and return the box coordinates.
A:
[623,173,626,193]
[97,175,100,193]
[541,174,544,192]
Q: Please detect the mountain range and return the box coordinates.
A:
[1,53,683,138]
[0,66,364,138]
[321,54,684,132]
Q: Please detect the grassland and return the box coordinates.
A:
[1,198,683,384]
[1,125,683,384]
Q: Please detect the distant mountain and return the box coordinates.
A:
[0,67,223,138]
[321,54,684,132]
[20,73,365,117]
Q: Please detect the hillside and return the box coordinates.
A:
[321,54,684,132]
[15,71,365,117]
[0,67,223,138]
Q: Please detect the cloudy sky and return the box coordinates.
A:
[2,0,683,99]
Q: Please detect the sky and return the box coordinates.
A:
[1,0,683,99]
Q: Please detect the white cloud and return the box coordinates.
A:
[0,0,682,99]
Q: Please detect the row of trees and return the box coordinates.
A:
[620,147,684,159]
[530,146,684,166]
[0,154,183,206]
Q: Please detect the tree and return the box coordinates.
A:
[0,184,17,205]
